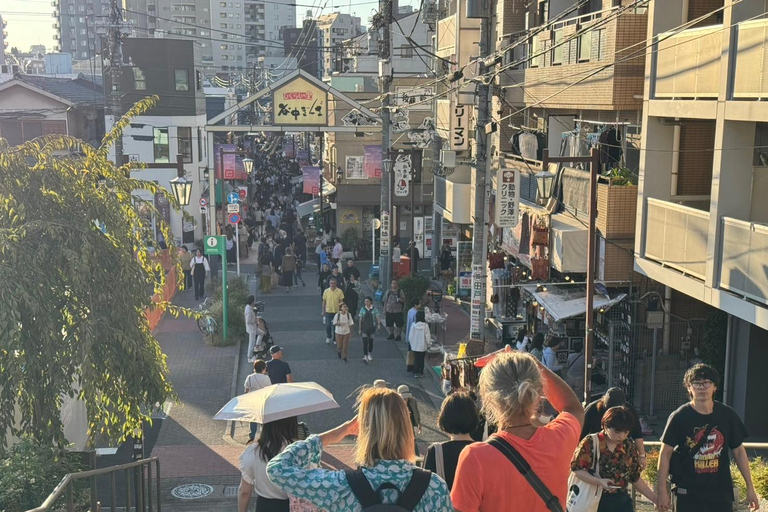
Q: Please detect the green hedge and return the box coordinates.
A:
[208,276,250,346]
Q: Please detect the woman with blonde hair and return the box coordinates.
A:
[451,350,585,512]
[267,387,452,511]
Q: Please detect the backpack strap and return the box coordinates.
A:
[396,468,432,511]
[487,437,564,512]
[344,469,379,508]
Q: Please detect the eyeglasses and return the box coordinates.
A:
[690,380,714,389]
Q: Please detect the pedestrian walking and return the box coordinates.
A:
[405,299,422,344]
[179,245,193,291]
[266,387,453,511]
[333,303,354,363]
[344,276,359,320]
[384,279,406,341]
[325,266,346,291]
[293,255,306,287]
[408,240,420,274]
[581,388,646,467]
[656,363,759,512]
[451,350,585,512]
[542,337,564,375]
[530,332,544,361]
[408,310,430,378]
[398,384,422,452]
[321,278,345,345]
[266,346,293,384]
[259,249,273,294]
[423,391,479,490]
[191,249,210,300]
[238,416,299,512]
[342,259,361,282]
[245,295,263,362]
[238,222,249,258]
[569,405,658,512]
[358,296,382,363]
[279,248,296,293]
[225,225,236,265]
[243,359,272,443]
[332,237,343,267]
[317,263,331,297]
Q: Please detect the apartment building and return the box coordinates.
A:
[125,0,215,67]
[53,0,107,61]
[634,0,768,434]
[103,38,208,243]
[0,15,7,68]
[283,19,321,78]
[316,13,363,78]
[244,0,295,67]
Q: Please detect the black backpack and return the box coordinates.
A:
[345,468,432,511]
[361,308,376,335]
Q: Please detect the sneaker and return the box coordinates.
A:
[325,338,331,344]
[333,340,337,345]
[343,358,348,363]
[394,335,402,341]
[414,373,423,378]
[367,354,373,362]
[247,357,255,363]
[362,357,369,364]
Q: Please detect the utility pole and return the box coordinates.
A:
[96,0,131,166]
[468,3,491,341]
[378,0,394,291]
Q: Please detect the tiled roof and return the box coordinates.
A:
[15,73,104,106]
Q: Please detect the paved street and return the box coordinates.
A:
[146,257,468,511]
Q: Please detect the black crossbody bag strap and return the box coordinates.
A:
[487,437,565,512]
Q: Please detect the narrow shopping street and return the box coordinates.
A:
[143,258,467,511]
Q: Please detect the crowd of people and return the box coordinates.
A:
[232,146,760,512]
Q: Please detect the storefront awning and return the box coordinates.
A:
[522,284,626,323]
[550,213,588,273]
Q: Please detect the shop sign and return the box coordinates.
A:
[470,263,485,339]
[346,156,366,180]
[272,76,327,126]
[380,211,391,256]
[394,86,435,111]
[302,166,321,194]
[450,103,469,151]
[496,168,521,228]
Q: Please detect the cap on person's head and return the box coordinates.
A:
[270,345,283,354]
[397,384,412,399]
[603,387,627,408]
[373,379,387,389]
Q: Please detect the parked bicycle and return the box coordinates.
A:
[196,296,218,337]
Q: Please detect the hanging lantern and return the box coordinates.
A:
[169,176,193,206]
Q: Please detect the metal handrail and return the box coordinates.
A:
[643,441,768,450]
[26,457,161,512]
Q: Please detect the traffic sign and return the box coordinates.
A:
[228,213,241,224]
[199,197,208,207]
[238,188,247,199]
[227,192,240,204]
[227,203,240,213]
[200,206,208,214]
[204,235,225,256]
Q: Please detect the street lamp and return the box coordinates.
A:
[242,157,254,175]
[169,175,193,206]
[535,171,555,204]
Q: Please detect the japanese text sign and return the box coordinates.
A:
[364,145,382,178]
[450,103,469,151]
[496,168,521,228]
[272,77,328,126]
[302,166,321,194]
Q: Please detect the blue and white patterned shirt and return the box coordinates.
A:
[266,435,453,512]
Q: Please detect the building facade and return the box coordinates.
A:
[53,0,107,61]
[316,12,363,78]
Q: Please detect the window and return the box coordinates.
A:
[80,40,87,46]
[175,69,189,91]
[220,12,227,17]
[220,23,227,28]
[177,127,193,163]
[551,29,563,65]
[133,67,146,90]
[219,1,226,5]
[153,127,169,163]
[594,29,606,61]
[220,44,228,49]
[400,45,413,58]
[578,29,591,61]
[79,28,86,34]
[530,36,543,68]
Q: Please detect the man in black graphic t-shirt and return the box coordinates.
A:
[657,364,759,512]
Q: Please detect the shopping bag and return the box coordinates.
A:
[565,433,602,512]
[406,350,416,366]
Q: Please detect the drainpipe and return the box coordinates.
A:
[723,314,733,405]
[663,123,681,354]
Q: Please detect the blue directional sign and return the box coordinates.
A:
[227,192,240,204]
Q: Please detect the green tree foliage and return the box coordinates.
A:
[397,275,431,310]
[0,97,180,449]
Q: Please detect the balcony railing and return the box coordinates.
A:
[654,25,722,99]
[733,18,768,99]
[719,217,768,306]
[644,198,709,279]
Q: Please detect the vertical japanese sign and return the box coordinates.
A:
[345,155,366,180]
[284,140,295,158]
[302,166,321,194]
[495,168,521,228]
[450,103,469,151]
[393,152,412,197]
[380,211,391,257]
[272,76,328,126]
[364,145,382,178]
[214,143,238,180]
[470,263,485,339]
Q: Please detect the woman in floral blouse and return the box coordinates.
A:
[266,387,452,512]
[570,406,657,512]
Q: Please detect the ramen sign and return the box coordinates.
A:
[272,76,328,126]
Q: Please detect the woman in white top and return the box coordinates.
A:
[333,303,354,363]
[244,360,273,442]
[238,416,299,512]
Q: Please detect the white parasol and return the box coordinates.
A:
[213,381,339,423]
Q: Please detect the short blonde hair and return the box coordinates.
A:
[479,352,543,429]
[355,388,415,467]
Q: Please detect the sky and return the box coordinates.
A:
[3,0,418,54]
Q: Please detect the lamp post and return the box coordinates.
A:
[535,171,555,205]
[169,175,193,206]
[243,157,254,175]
